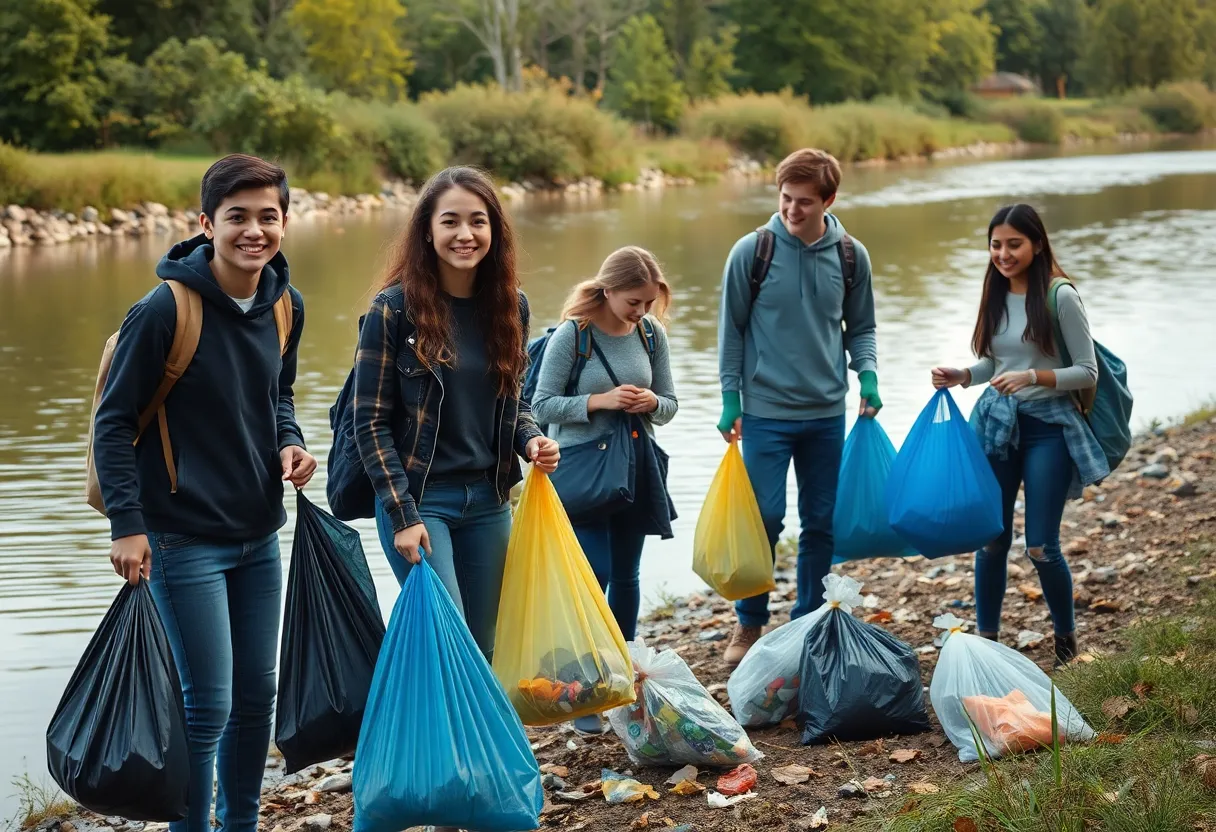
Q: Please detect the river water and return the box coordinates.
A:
[2,140,1216,813]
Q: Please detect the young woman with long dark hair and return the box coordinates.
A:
[932,203,1109,668]
[352,167,560,686]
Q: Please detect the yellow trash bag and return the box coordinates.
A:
[693,441,776,601]
[493,467,635,726]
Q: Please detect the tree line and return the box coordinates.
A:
[2,0,1215,153]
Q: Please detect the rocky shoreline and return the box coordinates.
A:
[28,409,1214,832]
[0,138,1048,252]
[0,163,743,252]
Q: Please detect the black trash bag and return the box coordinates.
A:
[275,491,386,773]
[46,580,189,820]
[797,606,931,745]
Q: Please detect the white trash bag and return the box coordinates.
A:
[606,638,762,767]
[929,614,1095,762]
[726,574,864,727]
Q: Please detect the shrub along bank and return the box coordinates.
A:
[3,83,1215,216]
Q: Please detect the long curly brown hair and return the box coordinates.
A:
[380,166,524,397]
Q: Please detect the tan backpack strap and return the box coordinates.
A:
[136,281,203,437]
[273,291,294,356]
[134,282,201,493]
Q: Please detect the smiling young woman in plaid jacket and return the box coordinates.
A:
[352,167,560,686]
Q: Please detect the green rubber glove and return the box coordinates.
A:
[717,391,742,435]
[859,370,882,415]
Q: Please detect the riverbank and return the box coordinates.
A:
[22,407,1215,831]
[0,162,741,250]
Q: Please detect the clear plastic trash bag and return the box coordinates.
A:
[607,638,762,768]
[929,614,1095,762]
[726,574,864,727]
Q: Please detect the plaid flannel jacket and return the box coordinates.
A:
[352,284,543,532]
[970,385,1111,499]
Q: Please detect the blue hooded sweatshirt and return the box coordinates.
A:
[718,212,877,420]
[92,234,305,541]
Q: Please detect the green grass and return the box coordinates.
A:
[636,136,734,182]
[0,145,209,212]
[864,585,1216,832]
[7,773,75,831]
[1181,400,1216,427]
[644,585,681,621]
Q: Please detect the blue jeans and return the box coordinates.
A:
[975,414,1076,636]
[147,532,282,832]
[375,476,512,662]
[735,413,845,628]
[573,516,645,641]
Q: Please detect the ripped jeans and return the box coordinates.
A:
[975,413,1076,636]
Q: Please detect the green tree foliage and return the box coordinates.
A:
[654,0,717,73]
[685,23,738,100]
[98,0,257,64]
[984,0,1043,77]
[1034,0,1087,97]
[604,14,685,129]
[1083,0,1206,93]
[923,0,997,94]
[290,0,414,99]
[0,0,130,150]
[729,0,937,103]
[135,37,251,142]
[193,72,347,173]
[404,0,492,94]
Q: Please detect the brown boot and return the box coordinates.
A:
[724,624,763,668]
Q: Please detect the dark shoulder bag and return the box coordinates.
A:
[548,339,638,523]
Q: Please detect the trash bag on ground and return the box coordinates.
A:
[727,574,864,727]
[607,638,762,767]
[46,580,188,820]
[929,614,1095,762]
[493,467,634,726]
[692,441,776,601]
[276,491,386,773]
[886,388,1003,558]
[353,560,543,832]
[797,579,931,744]
[832,417,917,563]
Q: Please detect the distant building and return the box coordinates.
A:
[971,72,1038,99]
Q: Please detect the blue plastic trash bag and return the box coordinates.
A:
[832,417,917,563]
[352,560,543,832]
[885,389,1003,559]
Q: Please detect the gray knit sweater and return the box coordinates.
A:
[530,318,678,444]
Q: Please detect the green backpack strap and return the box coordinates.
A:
[1046,276,1074,367]
[1047,276,1099,416]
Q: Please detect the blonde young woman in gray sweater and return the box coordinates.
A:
[530,246,678,732]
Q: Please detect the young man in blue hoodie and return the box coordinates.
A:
[93,154,315,832]
[717,148,881,666]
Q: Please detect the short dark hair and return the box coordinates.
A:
[200,154,289,219]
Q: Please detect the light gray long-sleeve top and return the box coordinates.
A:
[530,317,678,443]
[967,285,1098,402]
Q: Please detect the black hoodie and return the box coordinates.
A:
[93,234,305,541]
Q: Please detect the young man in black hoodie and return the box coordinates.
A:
[93,154,315,832]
